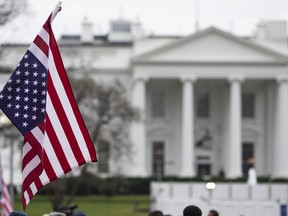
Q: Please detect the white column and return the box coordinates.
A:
[179,76,196,177]
[227,76,243,178]
[130,76,148,177]
[273,76,288,178]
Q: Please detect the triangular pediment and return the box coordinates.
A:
[133,27,288,63]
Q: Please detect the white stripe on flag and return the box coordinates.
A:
[30,182,37,195]
[23,142,32,157]
[31,126,45,147]
[23,191,30,205]
[22,156,41,181]
[38,27,50,44]
[39,170,49,186]
[29,43,48,69]
[43,127,65,176]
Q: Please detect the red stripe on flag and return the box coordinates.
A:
[38,122,45,133]
[33,176,43,191]
[27,187,33,203]
[45,114,72,172]
[47,74,86,164]
[42,151,57,181]
[43,17,52,35]
[21,193,25,210]
[22,163,43,193]
[33,35,49,57]
[49,32,97,162]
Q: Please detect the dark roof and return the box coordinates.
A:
[60,35,81,40]
[59,34,132,46]
[147,35,183,39]
[60,34,109,41]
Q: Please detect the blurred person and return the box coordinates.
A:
[208,210,219,216]
[247,167,257,186]
[149,210,164,216]
[183,205,202,216]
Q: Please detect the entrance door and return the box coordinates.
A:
[242,142,255,175]
[152,141,165,178]
[197,163,211,176]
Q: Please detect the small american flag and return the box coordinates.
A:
[0,162,13,216]
[0,3,97,209]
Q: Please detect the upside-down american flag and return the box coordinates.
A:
[0,3,97,209]
[0,162,13,216]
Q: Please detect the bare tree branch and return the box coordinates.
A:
[0,0,27,26]
[69,75,140,159]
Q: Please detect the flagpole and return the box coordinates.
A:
[8,136,14,204]
[51,1,62,23]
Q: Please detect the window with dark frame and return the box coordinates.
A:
[112,23,131,32]
[197,92,210,118]
[197,164,211,176]
[242,93,255,118]
[152,91,166,118]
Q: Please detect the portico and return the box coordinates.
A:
[129,27,288,178]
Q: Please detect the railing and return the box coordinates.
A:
[151,182,288,216]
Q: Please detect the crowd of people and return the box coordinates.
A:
[149,205,219,216]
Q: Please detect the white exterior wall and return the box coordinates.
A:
[143,79,274,176]
[133,38,178,56]
[146,80,182,176]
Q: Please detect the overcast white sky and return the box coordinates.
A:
[1,0,288,43]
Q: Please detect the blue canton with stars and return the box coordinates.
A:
[0,50,48,134]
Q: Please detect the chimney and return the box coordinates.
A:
[81,17,94,43]
[131,18,144,40]
[255,20,287,41]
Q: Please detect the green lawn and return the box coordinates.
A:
[13,195,150,216]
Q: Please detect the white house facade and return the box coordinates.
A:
[1,19,288,181]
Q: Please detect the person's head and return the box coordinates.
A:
[183,205,202,216]
[149,210,164,216]
[208,210,219,216]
